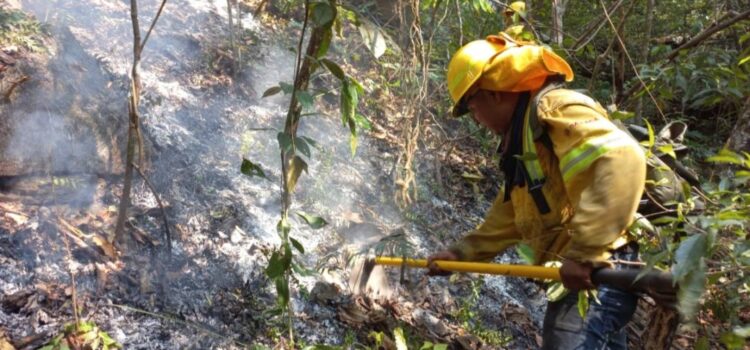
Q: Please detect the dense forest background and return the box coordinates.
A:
[0,0,748,349]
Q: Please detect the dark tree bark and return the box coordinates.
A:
[726,97,750,153]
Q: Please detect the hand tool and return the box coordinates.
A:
[358,256,677,307]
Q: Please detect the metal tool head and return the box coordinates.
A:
[348,255,393,299]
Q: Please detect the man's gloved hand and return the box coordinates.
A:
[560,259,596,290]
[426,250,459,276]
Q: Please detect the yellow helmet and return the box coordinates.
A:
[447,34,574,117]
[446,39,505,116]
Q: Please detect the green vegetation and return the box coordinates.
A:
[41,321,121,350]
[0,7,46,52]
[242,0,749,347]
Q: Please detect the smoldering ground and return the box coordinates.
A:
[1,1,547,348]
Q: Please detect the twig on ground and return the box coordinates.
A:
[132,162,172,254]
[59,221,81,329]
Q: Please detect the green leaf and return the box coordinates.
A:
[433,345,448,350]
[369,331,384,347]
[285,155,308,193]
[739,55,750,66]
[340,79,358,127]
[516,243,535,264]
[353,113,372,130]
[78,321,95,332]
[350,77,365,95]
[279,82,294,94]
[657,144,676,159]
[577,290,589,319]
[240,158,267,179]
[546,281,568,302]
[277,217,291,238]
[99,331,118,346]
[276,277,290,305]
[349,132,358,157]
[300,136,318,148]
[290,237,305,253]
[513,152,538,161]
[357,18,387,59]
[643,119,655,153]
[707,148,746,165]
[297,211,328,229]
[277,132,293,154]
[297,90,314,109]
[677,260,706,321]
[310,1,335,28]
[266,251,285,278]
[292,262,315,276]
[610,110,635,121]
[315,27,333,58]
[295,137,312,158]
[672,234,708,282]
[262,85,282,98]
[320,58,345,80]
[393,327,408,350]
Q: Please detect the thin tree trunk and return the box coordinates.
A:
[635,0,655,124]
[115,0,143,244]
[572,0,626,50]
[726,97,750,153]
[236,0,243,72]
[551,0,567,46]
[115,0,168,245]
[587,0,636,93]
[226,0,238,74]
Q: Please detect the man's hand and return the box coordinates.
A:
[560,259,596,290]
[426,250,459,276]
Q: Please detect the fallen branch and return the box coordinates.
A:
[2,75,29,103]
[59,223,82,329]
[132,162,171,253]
[619,8,750,105]
[666,9,750,61]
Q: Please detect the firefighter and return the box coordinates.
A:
[428,33,647,349]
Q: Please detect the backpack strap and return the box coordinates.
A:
[529,75,567,142]
[517,76,567,215]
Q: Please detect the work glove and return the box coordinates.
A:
[560,259,596,290]
[426,250,459,276]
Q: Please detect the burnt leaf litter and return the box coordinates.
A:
[0,0,543,349]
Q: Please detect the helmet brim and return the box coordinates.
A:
[451,99,470,118]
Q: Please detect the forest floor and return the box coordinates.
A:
[0,1,547,349]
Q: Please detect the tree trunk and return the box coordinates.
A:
[226,0,237,73]
[726,97,750,153]
[635,0,655,124]
[115,0,143,244]
[551,0,567,46]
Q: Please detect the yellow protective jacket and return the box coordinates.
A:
[449,88,646,266]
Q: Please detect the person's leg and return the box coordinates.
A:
[582,243,640,349]
[541,291,586,350]
[580,286,639,349]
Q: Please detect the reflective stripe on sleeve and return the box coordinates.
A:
[559,129,636,182]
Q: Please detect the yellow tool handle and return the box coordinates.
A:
[375,256,561,281]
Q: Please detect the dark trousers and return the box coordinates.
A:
[541,243,640,350]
